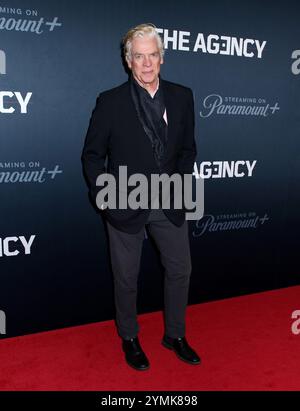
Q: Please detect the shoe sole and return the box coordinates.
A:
[161,340,201,365]
[125,358,150,371]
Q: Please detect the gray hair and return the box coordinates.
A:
[123,23,165,63]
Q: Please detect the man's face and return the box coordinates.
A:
[127,35,163,89]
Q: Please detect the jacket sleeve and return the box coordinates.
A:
[177,88,197,175]
[81,93,111,206]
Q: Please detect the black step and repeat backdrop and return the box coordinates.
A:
[1,0,299,337]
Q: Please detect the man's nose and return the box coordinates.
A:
[143,56,151,66]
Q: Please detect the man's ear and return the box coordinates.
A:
[160,58,164,65]
[126,58,132,69]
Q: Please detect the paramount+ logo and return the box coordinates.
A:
[0,235,36,257]
[0,49,32,114]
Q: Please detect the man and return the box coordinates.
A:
[82,23,200,371]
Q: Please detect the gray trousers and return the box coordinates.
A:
[106,209,192,339]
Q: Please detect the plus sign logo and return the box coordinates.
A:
[0,49,6,75]
[259,213,269,225]
[269,102,280,115]
[45,17,62,32]
[47,165,63,179]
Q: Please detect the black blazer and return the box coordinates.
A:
[81,78,197,234]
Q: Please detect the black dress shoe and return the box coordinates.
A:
[162,335,201,365]
[122,337,150,371]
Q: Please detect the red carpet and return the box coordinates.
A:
[0,286,300,391]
